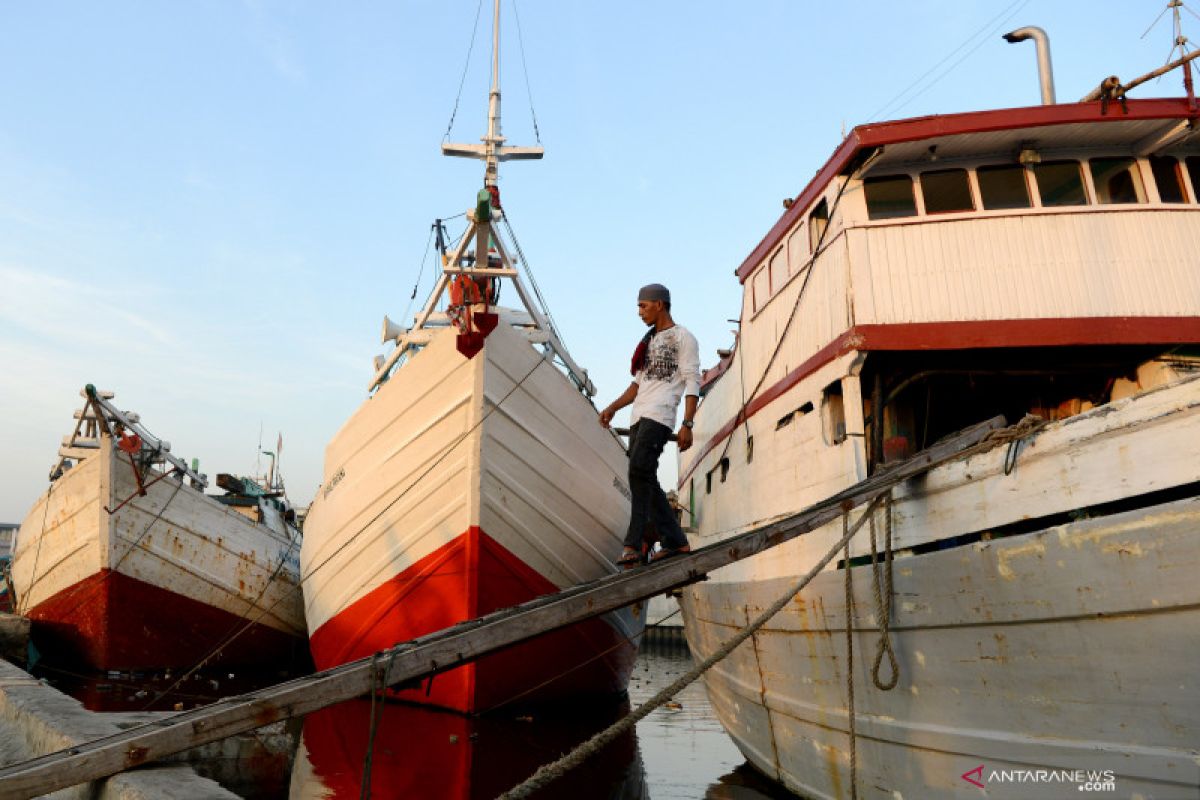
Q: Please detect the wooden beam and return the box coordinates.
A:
[0,416,1004,797]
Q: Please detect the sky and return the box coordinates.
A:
[0,0,1191,521]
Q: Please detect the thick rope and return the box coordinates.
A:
[497,493,887,800]
[842,515,858,800]
[359,647,398,799]
[15,482,53,615]
[869,493,899,691]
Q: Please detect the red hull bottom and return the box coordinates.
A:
[26,568,305,671]
[309,526,638,714]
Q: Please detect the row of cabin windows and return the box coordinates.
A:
[752,198,829,312]
[863,155,1200,220]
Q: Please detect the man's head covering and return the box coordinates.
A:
[637,283,670,304]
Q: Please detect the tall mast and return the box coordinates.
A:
[486,0,502,187]
[442,0,543,178]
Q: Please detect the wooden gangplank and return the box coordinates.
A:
[0,417,1004,797]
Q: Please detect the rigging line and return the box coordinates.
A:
[15,482,53,615]
[890,0,1033,118]
[443,0,487,142]
[191,350,565,675]
[500,210,564,345]
[24,475,186,624]
[709,171,855,472]
[302,355,547,583]
[867,0,1029,122]
[153,345,624,700]
[499,494,888,799]
[141,524,303,711]
[511,0,541,143]
[400,225,437,328]
[110,475,185,575]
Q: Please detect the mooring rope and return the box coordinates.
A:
[869,493,899,691]
[842,514,859,800]
[359,646,399,800]
[497,493,888,799]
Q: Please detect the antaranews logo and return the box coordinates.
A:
[961,764,1117,792]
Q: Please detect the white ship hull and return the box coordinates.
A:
[11,436,305,670]
[681,376,1200,798]
[301,317,642,713]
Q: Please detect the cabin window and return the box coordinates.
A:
[821,381,847,446]
[787,227,808,274]
[919,168,974,213]
[1185,157,1200,202]
[769,248,786,293]
[1150,156,1187,203]
[1033,160,1088,207]
[864,176,917,220]
[977,164,1032,210]
[1090,158,1144,204]
[752,265,770,312]
[809,198,830,249]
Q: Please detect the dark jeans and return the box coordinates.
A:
[624,419,688,551]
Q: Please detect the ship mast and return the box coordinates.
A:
[370,0,595,397]
[442,0,543,181]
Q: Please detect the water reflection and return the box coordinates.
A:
[290,646,793,800]
[628,647,794,800]
[290,696,646,799]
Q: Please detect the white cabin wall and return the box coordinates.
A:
[848,210,1200,324]
[685,352,864,540]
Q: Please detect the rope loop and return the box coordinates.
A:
[869,493,899,691]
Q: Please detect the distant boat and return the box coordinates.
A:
[299,0,641,714]
[677,27,1200,800]
[10,385,305,670]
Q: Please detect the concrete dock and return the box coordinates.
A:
[0,656,295,799]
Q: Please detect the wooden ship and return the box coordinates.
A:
[10,385,305,670]
[677,24,1200,799]
[299,0,642,714]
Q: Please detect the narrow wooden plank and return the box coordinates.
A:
[0,416,1003,797]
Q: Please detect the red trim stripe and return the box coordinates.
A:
[681,316,1200,483]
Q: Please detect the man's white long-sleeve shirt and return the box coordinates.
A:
[630,325,701,430]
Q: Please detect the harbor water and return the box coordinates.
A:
[29,639,796,799]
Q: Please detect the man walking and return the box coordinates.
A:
[599,283,700,566]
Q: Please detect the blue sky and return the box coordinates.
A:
[0,0,1188,520]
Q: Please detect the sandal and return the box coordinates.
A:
[616,547,642,567]
[650,545,692,563]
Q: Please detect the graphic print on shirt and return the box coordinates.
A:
[644,334,679,382]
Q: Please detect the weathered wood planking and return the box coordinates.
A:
[0,418,1003,798]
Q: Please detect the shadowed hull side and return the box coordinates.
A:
[24,567,304,671]
[308,525,639,714]
[682,497,1200,799]
[680,377,1200,798]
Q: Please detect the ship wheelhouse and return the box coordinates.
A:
[683,99,1200,534]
